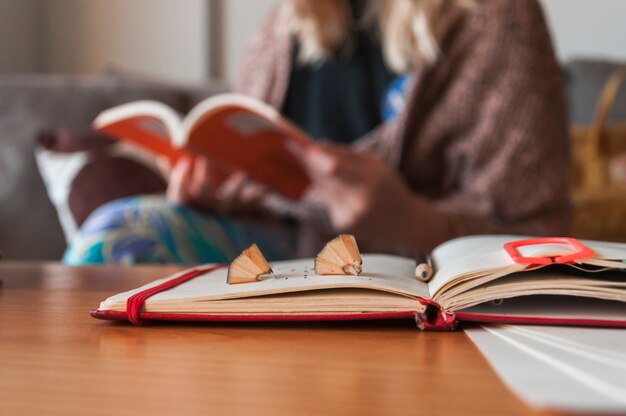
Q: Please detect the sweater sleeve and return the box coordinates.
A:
[424,0,571,237]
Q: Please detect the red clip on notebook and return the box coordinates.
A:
[503,237,595,265]
[91,235,626,330]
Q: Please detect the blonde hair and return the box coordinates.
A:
[290,0,455,73]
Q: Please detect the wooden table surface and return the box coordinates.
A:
[0,262,539,416]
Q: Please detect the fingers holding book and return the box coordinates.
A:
[166,155,269,217]
[286,141,418,241]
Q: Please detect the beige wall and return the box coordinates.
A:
[2,1,626,83]
[221,0,278,81]
[41,0,210,83]
[540,0,626,62]
[0,0,43,72]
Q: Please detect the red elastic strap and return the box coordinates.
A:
[126,264,225,325]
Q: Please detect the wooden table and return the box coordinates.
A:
[0,262,535,416]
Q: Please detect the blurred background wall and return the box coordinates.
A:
[0,0,209,82]
[541,0,626,62]
[0,0,625,84]
[0,0,43,73]
[43,0,210,83]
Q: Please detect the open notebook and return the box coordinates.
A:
[92,235,626,330]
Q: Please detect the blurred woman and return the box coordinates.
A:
[65,0,570,264]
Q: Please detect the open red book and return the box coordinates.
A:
[94,93,312,200]
[91,235,626,330]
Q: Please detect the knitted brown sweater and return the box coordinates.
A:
[235,0,571,256]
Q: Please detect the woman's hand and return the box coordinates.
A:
[288,142,453,251]
[166,156,268,217]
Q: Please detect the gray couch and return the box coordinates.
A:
[0,72,225,260]
[1,60,625,261]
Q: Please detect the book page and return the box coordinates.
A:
[428,235,526,297]
[466,324,626,413]
[428,235,626,299]
[437,266,626,311]
[94,101,188,163]
[182,94,312,200]
[458,295,626,321]
[100,254,429,311]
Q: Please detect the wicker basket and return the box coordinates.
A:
[571,66,626,242]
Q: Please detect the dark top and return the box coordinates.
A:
[282,0,395,144]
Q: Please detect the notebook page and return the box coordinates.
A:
[100,254,428,310]
[466,324,626,413]
[428,235,626,298]
[428,236,524,297]
[458,295,626,321]
[579,239,626,259]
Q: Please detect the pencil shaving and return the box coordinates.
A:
[315,234,362,276]
[227,244,274,284]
